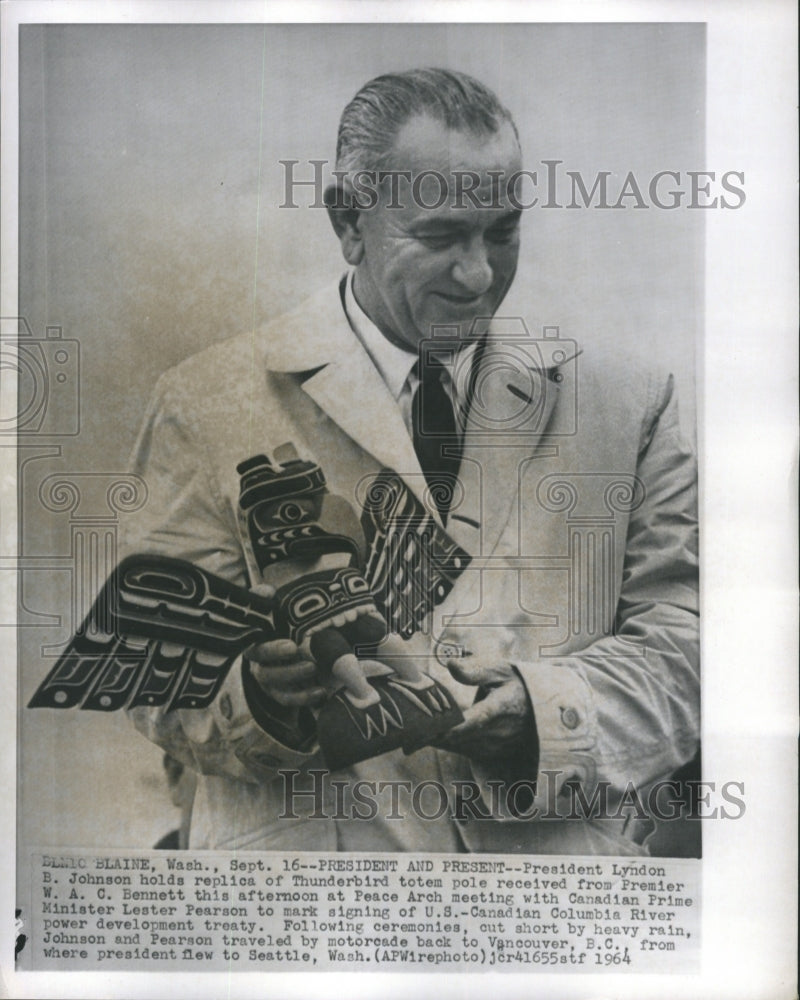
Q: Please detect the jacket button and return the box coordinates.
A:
[219,693,233,721]
[435,641,466,666]
[561,707,579,730]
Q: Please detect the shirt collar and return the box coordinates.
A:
[343,270,418,402]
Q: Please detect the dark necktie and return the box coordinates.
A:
[411,356,461,523]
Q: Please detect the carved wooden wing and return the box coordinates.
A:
[361,469,472,637]
[28,554,283,713]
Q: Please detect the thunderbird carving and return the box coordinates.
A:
[30,448,469,769]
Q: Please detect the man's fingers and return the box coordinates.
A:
[443,656,486,686]
[445,656,514,687]
[246,637,300,663]
[249,657,327,706]
[249,660,318,688]
[445,692,499,738]
[267,686,328,708]
[433,694,500,754]
[433,679,532,757]
[248,650,326,706]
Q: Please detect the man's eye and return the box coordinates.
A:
[486,224,519,244]
[418,234,457,250]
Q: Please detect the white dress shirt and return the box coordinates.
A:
[343,270,478,441]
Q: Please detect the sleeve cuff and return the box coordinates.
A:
[175,655,319,782]
[469,660,598,819]
[240,655,317,752]
[516,658,598,800]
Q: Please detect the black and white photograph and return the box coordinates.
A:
[1,2,796,998]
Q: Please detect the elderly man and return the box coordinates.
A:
[125,68,699,854]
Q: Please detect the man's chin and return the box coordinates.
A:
[422,300,493,334]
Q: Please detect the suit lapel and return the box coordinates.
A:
[258,283,564,560]
[300,344,427,507]
[260,281,428,509]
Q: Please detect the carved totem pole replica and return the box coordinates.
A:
[30,445,470,770]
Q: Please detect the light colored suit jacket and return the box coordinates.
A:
[125,279,699,855]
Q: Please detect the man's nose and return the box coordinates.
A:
[451,238,493,295]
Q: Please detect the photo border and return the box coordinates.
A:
[1,2,796,998]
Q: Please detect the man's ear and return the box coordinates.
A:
[325,183,364,265]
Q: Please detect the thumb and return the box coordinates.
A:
[445,656,517,689]
[445,655,494,687]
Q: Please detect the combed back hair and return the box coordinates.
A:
[335,68,518,177]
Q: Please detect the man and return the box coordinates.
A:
[125,69,699,853]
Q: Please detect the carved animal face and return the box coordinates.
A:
[275,566,378,642]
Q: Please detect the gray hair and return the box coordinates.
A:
[335,68,518,177]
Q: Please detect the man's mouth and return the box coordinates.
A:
[434,291,485,305]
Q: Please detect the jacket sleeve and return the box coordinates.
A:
[502,372,700,811]
[122,371,318,785]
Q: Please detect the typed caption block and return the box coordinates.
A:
[19,850,699,972]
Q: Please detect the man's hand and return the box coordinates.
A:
[433,656,535,765]
[244,637,328,708]
[244,584,327,710]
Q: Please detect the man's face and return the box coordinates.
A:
[351,115,522,352]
